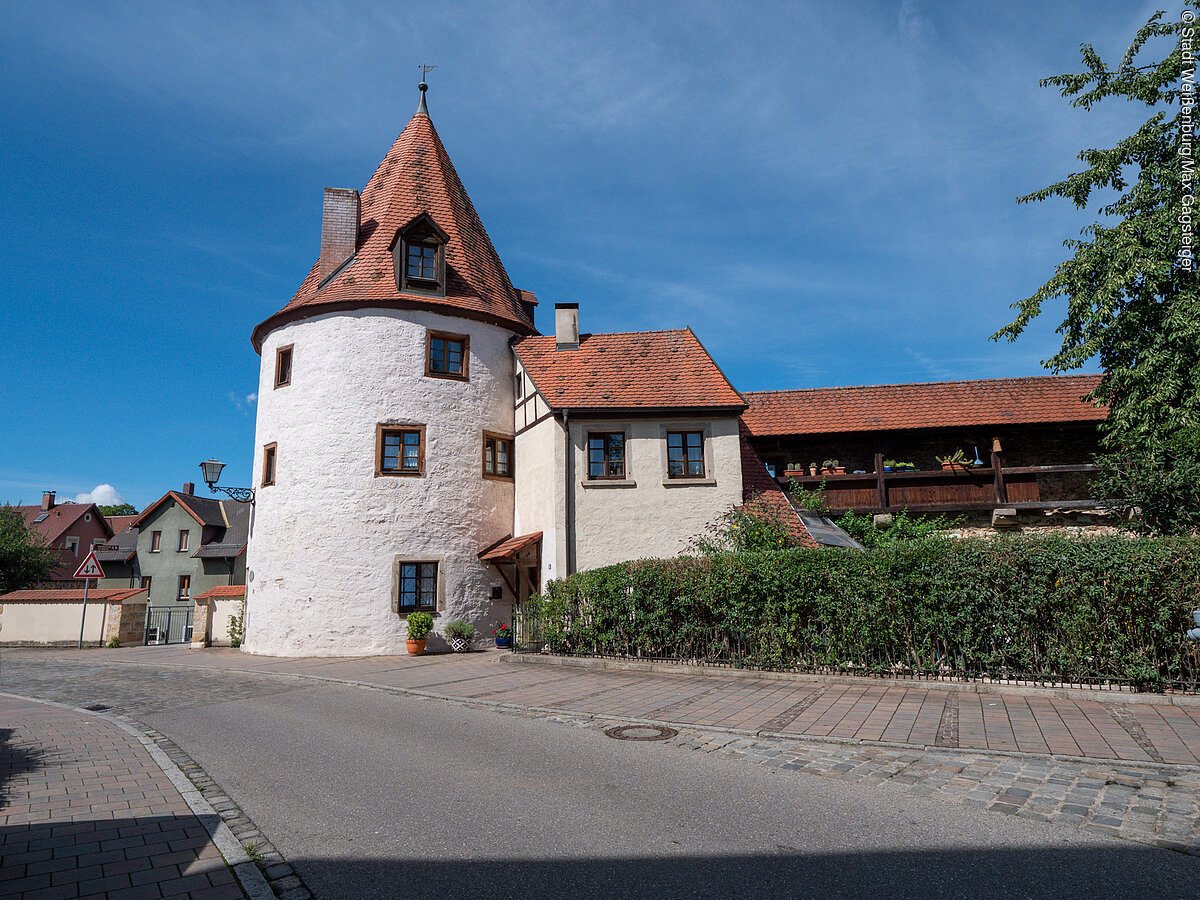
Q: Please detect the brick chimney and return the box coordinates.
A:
[41,491,55,511]
[319,188,360,284]
[555,303,579,351]
[182,482,195,496]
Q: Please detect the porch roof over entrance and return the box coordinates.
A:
[479,532,543,561]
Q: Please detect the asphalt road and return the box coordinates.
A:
[136,680,1200,899]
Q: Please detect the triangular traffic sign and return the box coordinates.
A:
[73,550,105,580]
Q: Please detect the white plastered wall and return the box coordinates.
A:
[569,416,743,572]
[244,308,515,656]
[512,374,565,586]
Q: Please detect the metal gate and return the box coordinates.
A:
[145,607,194,645]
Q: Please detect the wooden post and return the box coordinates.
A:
[874,450,886,509]
[991,438,1007,505]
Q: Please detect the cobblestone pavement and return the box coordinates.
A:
[0,695,249,900]
[3,646,1200,861]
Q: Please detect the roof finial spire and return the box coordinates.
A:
[416,64,436,115]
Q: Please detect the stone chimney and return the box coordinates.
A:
[555,303,579,351]
[319,188,360,283]
[41,491,56,511]
[182,482,195,496]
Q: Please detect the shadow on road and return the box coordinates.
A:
[288,844,1199,900]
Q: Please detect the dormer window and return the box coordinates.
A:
[394,214,448,296]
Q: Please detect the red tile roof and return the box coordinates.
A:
[479,532,543,561]
[252,107,534,350]
[742,375,1106,437]
[15,502,109,547]
[0,588,146,602]
[514,329,745,411]
[104,514,137,535]
[739,422,818,549]
[195,585,246,600]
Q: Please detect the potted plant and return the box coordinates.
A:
[808,461,819,477]
[783,462,806,477]
[493,623,513,649]
[883,459,896,472]
[821,459,845,475]
[936,449,970,472]
[444,619,475,653]
[406,611,434,656]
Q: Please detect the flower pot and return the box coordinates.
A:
[495,636,512,649]
[449,636,471,653]
[833,467,846,475]
[941,462,967,473]
[406,639,426,656]
[808,467,818,477]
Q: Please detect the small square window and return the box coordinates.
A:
[275,345,293,388]
[667,431,705,478]
[177,529,189,552]
[483,432,514,479]
[426,331,468,380]
[262,443,277,487]
[406,243,439,282]
[150,531,162,553]
[378,425,426,476]
[397,561,438,612]
[587,432,626,480]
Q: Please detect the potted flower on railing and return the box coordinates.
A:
[821,459,846,475]
[445,620,475,653]
[782,462,807,477]
[493,623,513,649]
[936,449,970,473]
[808,461,819,477]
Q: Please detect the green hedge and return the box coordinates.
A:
[526,536,1200,690]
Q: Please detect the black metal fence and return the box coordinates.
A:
[511,600,1200,694]
[145,607,194,645]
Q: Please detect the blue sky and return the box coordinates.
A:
[0,0,1167,509]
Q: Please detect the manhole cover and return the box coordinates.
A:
[604,724,678,742]
[83,704,110,712]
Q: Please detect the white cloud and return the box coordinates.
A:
[245,392,258,404]
[75,484,125,505]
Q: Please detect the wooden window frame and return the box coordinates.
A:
[397,236,446,297]
[150,531,162,553]
[666,430,706,479]
[425,330,469,381]
[177,574,191,601]
[274,344,293,389]
[140,575,152,599]
[482,431,515,480]
[376,424,427,477]
[177,529,189,552]
[586,431,628,480]
[395,560,439,613]
[261,442,277,487]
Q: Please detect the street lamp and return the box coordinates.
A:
[199,459,255,503]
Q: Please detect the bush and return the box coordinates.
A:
[836,509,961,549]
[532,536,1200,690]
[406,611,434,640]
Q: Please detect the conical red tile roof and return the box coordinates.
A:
[252,107,535,350]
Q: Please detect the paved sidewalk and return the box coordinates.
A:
[0,695,244,900]
[12,645,1198,766]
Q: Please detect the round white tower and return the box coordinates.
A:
[243,88,537,656]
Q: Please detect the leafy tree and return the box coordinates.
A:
[1093,427,1200,534]
[992,7,1199,447]
[0,505,61,593]
[98,503,137,516]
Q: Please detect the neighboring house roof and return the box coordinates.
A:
[15,502,110,548]
[252,103,535,350]
[0,588,146,602]
[95,520,139,564]
[196,585,246,600]
[742,375,1106,437]
[514,329,746,412]
[130,490,251,559]
[104,514,138,534]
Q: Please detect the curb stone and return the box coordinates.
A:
[0,690,311,900]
